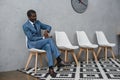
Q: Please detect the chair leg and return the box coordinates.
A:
[86,49,89,64]
[66,52,69,62]
[39,54,43,67]
[105,47,107,61]
[25,52,33,70]
[65,50,68,62]
[77,48,83,60]
[35,52,38,74]
[109,47,115,60]
[71,50,79,66]
[97,47,102,57]
[92,50,98,62]
[54,59,57,66]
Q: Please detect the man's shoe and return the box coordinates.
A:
[57,61,70,68]
[48,69,56,77]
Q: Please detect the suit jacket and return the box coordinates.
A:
[23,20,51,48]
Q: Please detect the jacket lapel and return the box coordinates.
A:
[26,21,37,32]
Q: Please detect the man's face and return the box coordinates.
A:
[28,13,37,23]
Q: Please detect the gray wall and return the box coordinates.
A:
[0,0,120,72]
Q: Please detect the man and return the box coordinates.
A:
[23,9,67,77]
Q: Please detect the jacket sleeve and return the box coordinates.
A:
[39,21,52,33]
[23,25,43,41]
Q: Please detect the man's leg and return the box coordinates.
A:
[42,44,53,67]
[47,38,60,58]
[36,38,61,58]
[42,43,56,77]
[35,38,68,68]
[46,38,69,67]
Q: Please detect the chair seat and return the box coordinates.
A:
[99,43,115,47]
[28,48,46,53]
[58,45,79,50]
[80,44,98,48]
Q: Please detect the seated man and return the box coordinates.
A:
[23,9,67,77]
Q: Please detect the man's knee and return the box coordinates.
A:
[44,44,51,49]
[47,38,53,41]
[48,38,55,44]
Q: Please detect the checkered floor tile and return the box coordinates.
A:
[18,58,120,80]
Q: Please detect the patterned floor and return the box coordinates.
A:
[19,58,120,80]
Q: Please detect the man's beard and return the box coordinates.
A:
[31,19,36,23]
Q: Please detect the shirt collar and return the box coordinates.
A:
[29,20,34,25]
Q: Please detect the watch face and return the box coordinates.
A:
[71,0,88,13]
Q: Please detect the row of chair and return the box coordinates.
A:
[55,31,116,65]
[25,31,116,73]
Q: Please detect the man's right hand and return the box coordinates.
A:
[44,30,49,38]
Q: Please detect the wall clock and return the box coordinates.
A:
[71,0,88,13]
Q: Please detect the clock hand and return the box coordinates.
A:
[79,0,87,7]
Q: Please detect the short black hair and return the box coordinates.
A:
[27,9,36,17]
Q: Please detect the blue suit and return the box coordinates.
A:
[23,20,60,67]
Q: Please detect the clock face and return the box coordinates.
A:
[71,0,88,13]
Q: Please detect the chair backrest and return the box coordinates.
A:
[95,31,109,45]
[76,31,92,45]
[55,31,73,47]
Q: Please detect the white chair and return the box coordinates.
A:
[95,31,116,60]
[76,31,98,64]
[25,37,46,73]
[55,31,79,66]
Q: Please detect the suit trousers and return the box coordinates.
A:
[35,38,60,67]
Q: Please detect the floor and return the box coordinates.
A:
[19,58,120,80]
[0,70,40,80]
[1,58,120,80]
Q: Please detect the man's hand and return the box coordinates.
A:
[44,30,49,38]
